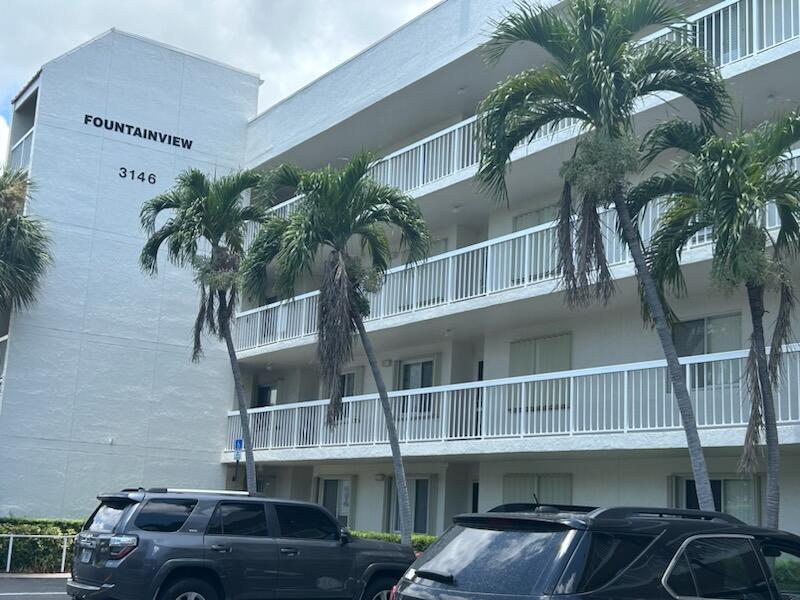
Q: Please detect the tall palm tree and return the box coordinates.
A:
[477,0,731,510]
[0,169,51,312]
[241,151,429,546]
[629,114,800,528]
[140,168,266,494]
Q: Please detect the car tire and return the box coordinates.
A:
[159,577,219,600]
[363,576,398,600]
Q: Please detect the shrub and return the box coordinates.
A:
[0,518,83,573]
[351,530,437,553]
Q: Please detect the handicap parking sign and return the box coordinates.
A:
[233,438,243,461]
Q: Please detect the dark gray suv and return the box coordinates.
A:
[67,488,415,600]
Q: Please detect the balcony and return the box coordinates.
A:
[260,0,800,220]
[234,193,790,353]
[224,345,800,460]
[8,129,33,171]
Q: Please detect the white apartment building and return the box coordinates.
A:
[2,0,800,534]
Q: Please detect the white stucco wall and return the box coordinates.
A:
[0,30,260,518]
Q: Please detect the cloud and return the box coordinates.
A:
[0,115,9,167]
[1,0,440,114]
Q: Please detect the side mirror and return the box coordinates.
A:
[340,527,351,544]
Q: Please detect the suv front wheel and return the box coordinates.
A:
[159,578,219,600]
[363,576,398,600]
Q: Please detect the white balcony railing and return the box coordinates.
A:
[260,0,799,221]
[8,129,34,171]
[225,345,800,452]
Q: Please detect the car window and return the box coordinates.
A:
[412,523,572,595]
[575,533,654,592]
[274,504,339,540]
[85,502,130,533]
[134,499,197,532]
[666,536,771,600]
[762,544,800,600]
[207,502,269,537]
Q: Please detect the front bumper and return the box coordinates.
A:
[66,578,116,599]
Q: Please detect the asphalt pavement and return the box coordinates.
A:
[0,576,68,599]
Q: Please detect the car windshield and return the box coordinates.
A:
[412,522,575,595]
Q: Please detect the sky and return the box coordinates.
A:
[0,0,441,164]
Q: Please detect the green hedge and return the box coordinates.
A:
[352,530,437,553]
[0,518,83,573]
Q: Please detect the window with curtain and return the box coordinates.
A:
[399,358,435,414]
[512,203,559,232]
[502,474,572,505]
[318,477,353,527]
[509,333,572,377]
[388,477,432,534]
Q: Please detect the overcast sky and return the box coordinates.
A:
[0,0,440,164]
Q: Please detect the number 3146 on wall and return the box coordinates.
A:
[119,167,156,184]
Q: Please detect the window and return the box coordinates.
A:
[85,503,129,533]
[389,477,431,534]
[676,477,759,525]
[412,524,571,595]
[274,504,339,540]
[762,545,800,599]
[399,358,435,414]
[665,536,770,600]
[512,203,559,232]
[673,314,741,388]
[134,499,197,532]
[318,478,352,526]
[562,532,655,593]
[252,384,276,409]
[207,502,269,537]
[509,333,571,377]
[502,474,572,505]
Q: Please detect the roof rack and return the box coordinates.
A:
[589,506,745,525]
[144,488,264,497]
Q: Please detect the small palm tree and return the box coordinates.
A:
[241,151,429,546]
[140,168,266,494]
[629,113,800,528]
[477,0,730,510]
[0,169,51,312]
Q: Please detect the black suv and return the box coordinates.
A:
[67,488,415,600]
[396,505,800,600]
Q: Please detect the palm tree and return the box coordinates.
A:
[0,169,51,312]
[629,114,800,528]
[241,151,429,546]
[476,0,731,510]
[140,168,266,494]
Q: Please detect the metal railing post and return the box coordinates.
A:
[623,369,629,432]
[753,0,761,51]
[60,536,68,572]
[441,390,449,440]
[6,534,13,572]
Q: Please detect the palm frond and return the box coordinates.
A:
[483,1,573,65]
[0,211,52,311]
[640,120,711,166]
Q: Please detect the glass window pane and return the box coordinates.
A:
[134,499,197,532]
[684,537,770,600]
[275,504,338,540]
[577,533,654,592]
[322,480,338,518]
[212,502,269,537]
[762,546,800,597]
[503,474,537,504]
[667,553,698,597]
[414,479,429,533]
[510,339,536,377]
[413,525,569,595]
[723,479,757,524]
[535,334,571,374]
[674,319,705,357]
[85,503,128,533]
[707,314,741,353]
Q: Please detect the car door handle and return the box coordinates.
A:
[280,547,300,556]
[211,544,231,553]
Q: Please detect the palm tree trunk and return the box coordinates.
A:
[746,283,780,528]
[221,312,258,495]
[353,313,413,547]
[612,193,715,511]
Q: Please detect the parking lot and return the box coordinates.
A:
[0,577,68,599]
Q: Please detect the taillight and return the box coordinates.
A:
[389,585,398,600]
[108,534,138,559]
